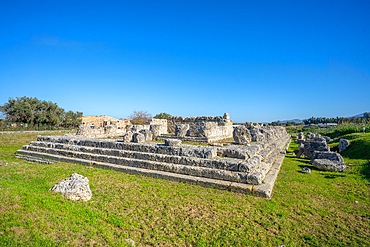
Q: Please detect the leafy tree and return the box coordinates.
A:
[62,111,83,128]
[154,112,172,119]
[0,96,39,126]
[129,110,152,125]
[0,118,6,130]
[0,96,83,129]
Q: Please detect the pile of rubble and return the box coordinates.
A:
[294,132,347,172]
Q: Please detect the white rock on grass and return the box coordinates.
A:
[50,173,92,201]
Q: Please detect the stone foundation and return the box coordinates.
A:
[16,126,290,198]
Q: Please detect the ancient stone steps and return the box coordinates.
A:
[36,136,216,159]
[16,140,289,198]
[16,133,291,197]
[254,135,291,177]
[18,147,261,184]
[25,141,263,173]
[158,134,209,143]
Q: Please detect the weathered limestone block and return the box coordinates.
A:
[197,122,216,137]
[175,124,189,137]
[303,140,330,159]
[132,133,145,143]
[312,159,346,172]
[139,129,153,142]
[301,167,311,174]
[323,136,331,142]
[219,146,249,159]
[339,139,350,152]
[50,173,92,201]
[233,126,252,144]
[164,139,182,146]
[218,144,261,160]
[249,127,265,142]
[123,131,134,142]
[294,143,305,158]
[246,172,263,185]
[179,146,217,159]
[311,151,344,164]
[297,132,305,140]
[238,156,262,172]
[150,124,161,139]
[311,150,346,172]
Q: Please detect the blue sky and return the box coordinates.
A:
[1,1,369,122]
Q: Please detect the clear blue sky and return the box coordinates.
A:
[1,0,369,122]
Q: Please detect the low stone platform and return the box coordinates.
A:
[16,130,290,198]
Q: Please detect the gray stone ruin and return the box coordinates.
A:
[233,125,252,145]
[339,139,350,152]
[175,124,190,137]
[294,132,346,172]
[162,113,234,143]
[50,173,92,201]
[16,113,291,198]
[311,151,346,172]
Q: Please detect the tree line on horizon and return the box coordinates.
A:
[271,113,370,126]
[2,96,368,130]
[0,96,82,130]
[0,97,173,130]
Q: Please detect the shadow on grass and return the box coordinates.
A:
[321,174,346,179]
[296,164,348,179]
[294,158,311,165]
[360,162,370,182]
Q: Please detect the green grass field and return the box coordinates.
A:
[0,130,369,246]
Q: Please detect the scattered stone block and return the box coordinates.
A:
[323,136,331,142]
[123,131,133,142]
[303,140,330,159]
[164,139,182,146]
[311,151,344,164]
[139,129,153,142]
[311,150,346,171]
[297,132,305,140]
[301,167,311,174]
[132,133,145,143]
[312,159,346,172]
[50,173,92,201]
[339,139,350,152]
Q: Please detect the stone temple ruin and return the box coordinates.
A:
[16,113,291,198]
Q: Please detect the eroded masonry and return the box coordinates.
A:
[16,113,290,198]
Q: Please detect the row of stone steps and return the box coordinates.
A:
[18,146,259,184]
[16,134,291,197]
[157,134,209,143]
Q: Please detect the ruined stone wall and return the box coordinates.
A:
[167,113,233,141]
[147,118,168,135]
[77,116,131,138]
[77,118,167,139]
[76,123,126,138]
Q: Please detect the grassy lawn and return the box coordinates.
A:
[0,131,369,246]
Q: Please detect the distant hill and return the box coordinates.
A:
[278,119,304,124]
[351,113,365,118]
